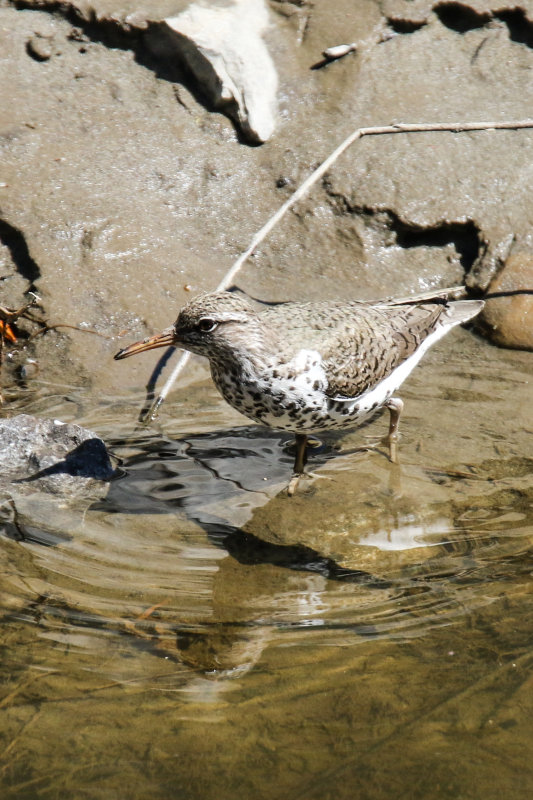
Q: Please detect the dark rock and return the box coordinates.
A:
[0,414,114,496]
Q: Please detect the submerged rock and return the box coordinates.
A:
[0,414,114,497]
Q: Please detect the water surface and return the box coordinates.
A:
[1,331,532,799]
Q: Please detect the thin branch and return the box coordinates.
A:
[0,670,57,710]
[141,118,533,421]
[0,709,41,775]
[28,323,111,341]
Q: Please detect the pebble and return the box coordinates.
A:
[26,34,55,62]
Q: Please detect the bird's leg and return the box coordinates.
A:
[293,433,308,474]
[385,397,403,463]
[287,433,308,496]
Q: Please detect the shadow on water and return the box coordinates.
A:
[96,425,390,584]
[14,438,116,485]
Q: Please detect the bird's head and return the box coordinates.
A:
[114,292,259,362]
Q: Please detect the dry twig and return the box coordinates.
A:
[28,323,111,341]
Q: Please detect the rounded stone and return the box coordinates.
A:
[480,252,533,350]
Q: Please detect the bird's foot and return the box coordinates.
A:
[340,433,400,464]
[375,433,400,463]
[342,437,382,456]
[287,470,330,496]
[386,434,399,465]
[356,440,380,454]
[287,472,303,496]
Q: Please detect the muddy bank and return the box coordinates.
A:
[1,0,532,401]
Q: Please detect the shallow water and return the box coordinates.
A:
[1,330,533,800]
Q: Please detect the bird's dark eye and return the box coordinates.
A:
[197,318,217,333]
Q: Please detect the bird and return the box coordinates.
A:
[114,289,484,494]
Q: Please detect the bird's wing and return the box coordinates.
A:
[375,286,467,307]
[321,303,445,399]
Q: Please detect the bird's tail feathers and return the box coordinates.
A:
[443,299,484,326]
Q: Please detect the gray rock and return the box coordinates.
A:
[161,0,278,143]
[0,414,114,496]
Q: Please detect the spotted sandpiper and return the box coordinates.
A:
[115,290,484,493]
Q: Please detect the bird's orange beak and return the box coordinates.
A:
[114,326,176,360]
